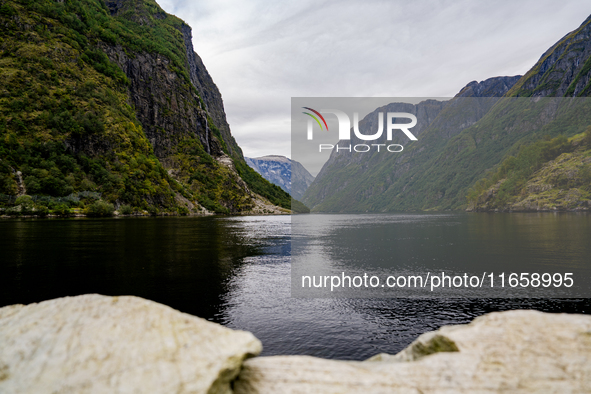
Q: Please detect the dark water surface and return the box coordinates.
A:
[1,213,590,360]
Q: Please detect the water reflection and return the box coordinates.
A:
[291,213,591,297]
[1,213,590,360]
[0,216,267,318]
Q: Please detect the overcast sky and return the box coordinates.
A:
[157,0,590,161]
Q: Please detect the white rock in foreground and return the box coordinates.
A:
[234,310,591,394]
[0,294,261,394]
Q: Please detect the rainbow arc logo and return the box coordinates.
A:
[302,107,328,132]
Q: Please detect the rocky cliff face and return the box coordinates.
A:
[291,159,316,201]
[180,23,241,158]
[100,43,221,160]
[100,0,290,213]
[98,0,259,213]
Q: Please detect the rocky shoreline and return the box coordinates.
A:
[1,294,590,393]
[0,198,291,219]
[0,210,290,220]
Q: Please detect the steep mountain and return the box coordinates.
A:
[245,155,315,201]
[303,14,591,213]
[0,0,291,214]
[509,14,591,98]
[467,130,591,211]
[302,77,520,211]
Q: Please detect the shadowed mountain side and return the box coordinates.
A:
[302,76,521,212]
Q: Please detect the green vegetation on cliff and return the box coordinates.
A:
[508,15,591,98]
[467,130,591,211]
[0,0,178,207]
[0,0,292,214]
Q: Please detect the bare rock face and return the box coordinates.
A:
[0,294,262,394]
[234,310,591,393]
[513,15,591,97]
[100,43,222,161]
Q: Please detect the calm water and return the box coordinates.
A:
[1,213,590,360]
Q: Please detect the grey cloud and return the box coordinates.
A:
[157,0,591,167]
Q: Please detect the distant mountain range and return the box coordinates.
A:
[245,156,315,201]
[302,15,591,212]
